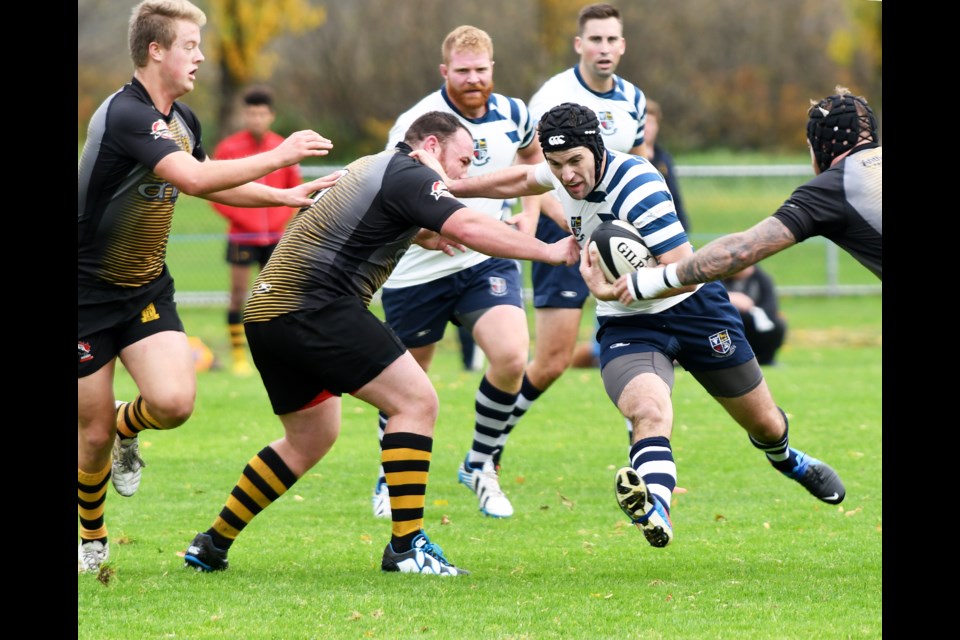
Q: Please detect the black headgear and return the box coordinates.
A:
[806,93,878,173]
[538,103,606,184]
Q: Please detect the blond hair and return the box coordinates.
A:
[441,25,494,65]
[129,0,207,68]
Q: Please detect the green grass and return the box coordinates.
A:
[78,295,881,640]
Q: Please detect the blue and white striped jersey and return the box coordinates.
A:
[383,85,536,287]
[534,149,698,316]
[528,66,646,154]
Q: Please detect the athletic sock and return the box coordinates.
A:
[206,445,298,550]
[628,436,677,513]
[466,376,519,469]
[383,432,432,552]
[748,407,799,472]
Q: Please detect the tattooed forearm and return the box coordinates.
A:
[676,217,796,284]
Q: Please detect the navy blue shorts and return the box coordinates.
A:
[531,216,588,309]
[381,258,523,348]
[596,282,757,373]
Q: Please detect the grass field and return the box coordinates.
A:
[77,294,882,639]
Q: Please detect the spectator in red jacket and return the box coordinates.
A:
[211,86,303,375]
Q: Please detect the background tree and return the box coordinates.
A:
[78,0,881,158]
[209,0,326,135]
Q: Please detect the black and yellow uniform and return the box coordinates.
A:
[78,77,206,376]
[243,142,466,414]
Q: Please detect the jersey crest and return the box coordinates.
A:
[598,111,617,136]
[571,216,583,240]
[473,138,491,166]
[709,330,735,356]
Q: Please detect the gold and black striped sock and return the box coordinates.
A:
[205,445,298,550]
[78,463,111,543]
[116,396,164,438]
[382,432,432,552]
[228,312,246,364]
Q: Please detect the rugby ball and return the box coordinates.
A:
[588,220,658,283]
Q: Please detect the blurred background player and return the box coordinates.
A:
[643,99,691,232]
[211,86,303,376]
[370,26,544,520]
[722,265,787,366]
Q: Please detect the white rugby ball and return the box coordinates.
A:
[588,220,658,283]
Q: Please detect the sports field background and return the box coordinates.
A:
[78,163,882,639]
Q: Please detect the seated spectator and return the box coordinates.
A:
[722,265,787,366]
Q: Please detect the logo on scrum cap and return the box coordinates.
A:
[547,135,566,146]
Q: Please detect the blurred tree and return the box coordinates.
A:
[209,0,326,134]
[78,0,881,156]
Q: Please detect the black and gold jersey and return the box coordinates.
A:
[244,143,466,323]
[78,77,205,292]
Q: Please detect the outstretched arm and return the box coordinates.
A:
[615,216,798,302]
[448,164,550,200]
[203,170,346,209]
[440,207,579,266]
[675,217,797,284]
[154,130,333,197]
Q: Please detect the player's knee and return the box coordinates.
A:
[622,396,669,431]
[78,419,116,451]
[147,391,196,428]
[490,350,528,382]
[404,386,439,425]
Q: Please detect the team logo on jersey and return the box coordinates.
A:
[571,216,583,240]
[709,330,736,357]
[150,119,174,140]
[598,111,617,135]
[488,276,508,297]
[429,181,453,200]
[473,138,491,166]
[78,340,93,363]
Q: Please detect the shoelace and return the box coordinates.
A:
[421,541,452,566]
[80,544,107,569]
[116,440,145,471]
[477,467,506,497]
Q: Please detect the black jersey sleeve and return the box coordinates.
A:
[380,155,467,233]
[772,172,843,243]
[107,97,188,172]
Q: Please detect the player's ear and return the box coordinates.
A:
[422,134,441,156]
